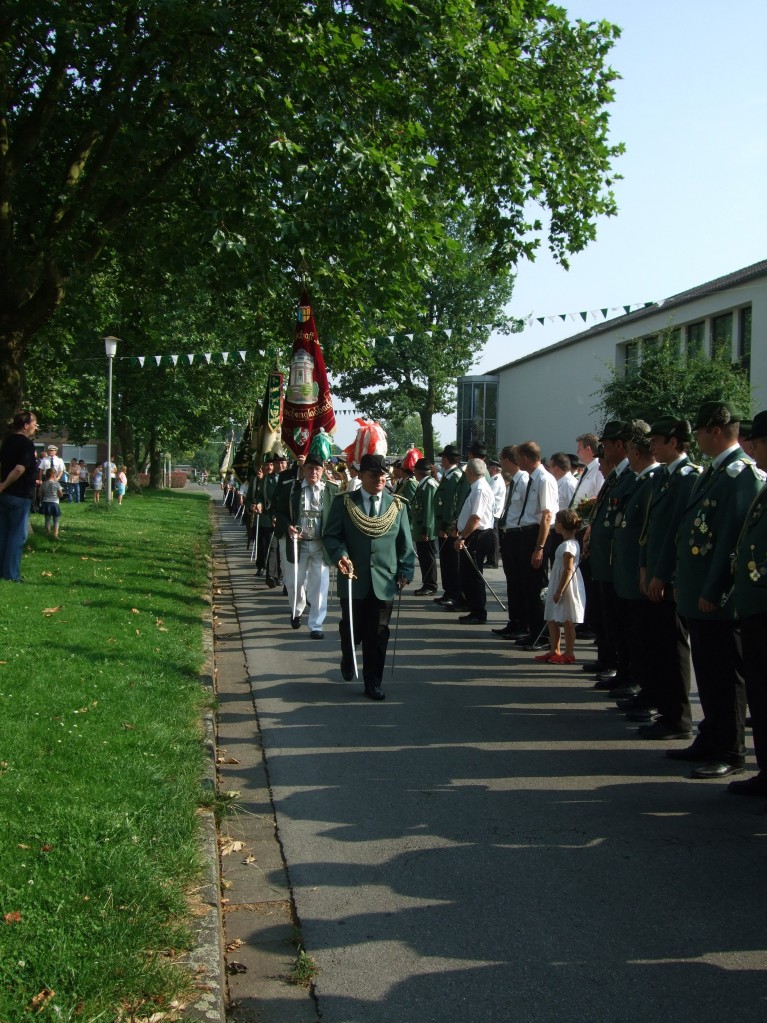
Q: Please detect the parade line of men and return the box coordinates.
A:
[224,400,767,800]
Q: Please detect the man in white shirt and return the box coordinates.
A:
[493,445,529,639]
[39,445,65,480]
[570,432,604,511]
[548,452,578,509]
[486,458,507,568]
[453,459,496,624]
[509,441,559,649]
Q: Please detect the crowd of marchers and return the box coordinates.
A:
[217,400,767,795]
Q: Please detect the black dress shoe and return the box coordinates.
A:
[309,630,324,639]
[636,721,693,740]
[414,586,437,596]
[255,568,265,577]
[615,695,655,710]
[445,602,468,612]
[364,686,386,701]
[340,660,354,681]
[523,640,550,652]
[433,595,448,604]
[609,685,639,699]
[581,660,605,673]
[625,709,655,723]
[458,614,487,624]
[691,761,745,779]
[666,744,714,762]
[728,774,767,796]
[514,635,532,647]
[290,614,302,630]
[491,625,514,636]
[595,668,617,682]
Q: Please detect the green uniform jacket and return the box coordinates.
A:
[254,472,279,520]
[588,464,636,583]
[639,458,702,586]
[733,480,767,620]
[675,448,764,620]
[395,476,418,507]
[271,477,340,564]
[323,489,415,600]
[410,476,439,540]
[612,465,662,600]
[434,465,464,533]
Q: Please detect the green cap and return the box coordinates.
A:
[693,400,743,430]
[650,415,692,441]
[747,411,767,441]
[599,420,631,442]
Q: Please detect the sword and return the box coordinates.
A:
[390,583,403,677]
[234,500,244,520]
[290,536,300,621]
[460,542,507,611]
[347,567,359,679]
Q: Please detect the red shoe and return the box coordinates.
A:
[534,652,555,662]
[550,653,576,664]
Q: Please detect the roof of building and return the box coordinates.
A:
[489,258,767,375]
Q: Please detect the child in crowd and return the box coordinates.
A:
[40,468,64,538]
[535,508,586,664]
[115,466,127,505]
[92,465,103,503]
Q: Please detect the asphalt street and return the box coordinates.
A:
[213,496,767,1023]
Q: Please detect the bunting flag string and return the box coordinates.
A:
[121,298,657,369]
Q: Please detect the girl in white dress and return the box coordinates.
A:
[535,509,586,664]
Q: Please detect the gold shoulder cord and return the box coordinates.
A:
[343,494,404,537]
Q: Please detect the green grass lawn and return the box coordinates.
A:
[0,490,213,1022]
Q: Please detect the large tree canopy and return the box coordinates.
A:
[1,1,623,425]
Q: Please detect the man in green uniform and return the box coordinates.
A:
[410,457,440,595]
[433,445,465,610]
[730,411,767,794]
[632,416,701,737]
[670,401,764,778]
[323,453,415,700]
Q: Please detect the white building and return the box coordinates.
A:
[458,259,766,456]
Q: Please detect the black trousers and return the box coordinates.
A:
[256,524,273,571]
[687,617,747,763]
[439,535,462,602]
[339,593,394,689]
[622,597,692,728]
[505,525,546,638]
[458,530,493,620]
[593,579,627,676]
[415,539,438,591]
[741,613,767,773]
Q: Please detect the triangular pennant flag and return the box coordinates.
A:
[405,333,414,341]
[238,350,247,362]
[580,311,588,322]
[644,301,654,308]
[171,354,179,366]
[154,355,162,367]
[204,353,212,364]
[559,314,567,321]
[601,308,608,318]
[536,317,545,325]
[443,328,453,338]
[387,334,395,342]
[221,352,229,364]
[623,305,631,314]
[187,353,194,365]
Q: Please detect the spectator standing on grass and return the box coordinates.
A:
[115,466,128,505]
[67,457,81,502]
[78,460,89,502]
[92,465,103,503]
[41,468,64,538]
[0,410,39,581]
[40,444,65,482]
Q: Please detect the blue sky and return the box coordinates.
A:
[335,0,767,448]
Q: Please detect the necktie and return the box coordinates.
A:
[569,465,587,508]
[516,479,532,525]
[369,494,377,516]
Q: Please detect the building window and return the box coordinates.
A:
[624,341,640,375]
[711,313,733,360]
[456,376,499,456]
[739,307,752,372]
[685,322,705,361]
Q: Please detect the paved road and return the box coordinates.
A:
[215,499,767,1023]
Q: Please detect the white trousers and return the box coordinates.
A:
[282,537,329,631]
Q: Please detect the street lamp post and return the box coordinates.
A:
[104,336,120,504]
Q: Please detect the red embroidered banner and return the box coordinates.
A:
[281,290,336,457]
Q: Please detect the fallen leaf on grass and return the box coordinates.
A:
[135,629,141,635]
[27,987,55,1012]
[4,911,22,924]
[42,605,63,616]
[219,838,245,856]
[121,722,136,730]
[40,571,52,577]
[131,608,140,614]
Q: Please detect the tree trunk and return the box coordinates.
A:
[420,407,435,464]
[116,418,140,492]
[148,429,162,488]
[0,331,28,426]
